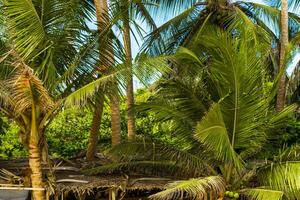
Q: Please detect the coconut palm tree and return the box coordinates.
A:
[106,0,159,141]
[85,25,298,200]
[0,57,58,200]
[122,0,137,140]
[143,0,300,56]
[0,0,103,198]
[146,27,299,199]
[86,0,161,159]
[0,49,121,199]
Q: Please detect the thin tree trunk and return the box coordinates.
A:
[85,0,111,161]
[29,105,45,200]
[276,0,288,112]
[98,0,121,147]
[93,0,122,148]
[110,94,121,146]
[86,95,105,161]
[122,3,136,140]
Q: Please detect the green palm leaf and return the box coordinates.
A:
[149,176,225,200]
[243,188,284,200]
[258,162,300,199]
[195,103,243,170]
[3,0,45,59]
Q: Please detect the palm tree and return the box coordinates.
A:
[0,50,114,199]
[107,0,158,140]
[144,0,300,56]
[276,0,289,111]
[0,58,57,200]
[147,27,299,199]
[86,0,161,156]
[85,26,298,200]
[121,0,137,140]
[0,0,99,198]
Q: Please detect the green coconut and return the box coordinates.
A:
[234,193,239,199]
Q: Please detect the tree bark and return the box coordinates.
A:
[110,94,121,146]
[86,95,105,161]
[122,2,136,140]
[276,0,288,112]
[29,105,45,200]
[28,140,45,200]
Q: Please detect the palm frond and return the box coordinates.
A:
[195,103,243,170]
[144,0,198,19]
[83,161,196,177]
[63,67,125,108]
[269,104,297,129]
[142,6,199,55]
[108,142,212,176]
[7,61,54,114]
[3,0,46,59]
[133,54,172,86]
[275,145,300,162]
[243,188,284,200]
[149,176,225,200]
[258,161,300,199]
[287,64,300,101]
[192,26,273,158]
[133,1,157,30]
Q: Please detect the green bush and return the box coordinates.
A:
[283,118,300,145]
[0,117,27,159]
[46,105,128,158]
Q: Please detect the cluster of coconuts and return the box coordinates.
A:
[225,191,239,199]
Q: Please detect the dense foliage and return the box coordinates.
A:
[0,0,300,200]
[0,90,179,158]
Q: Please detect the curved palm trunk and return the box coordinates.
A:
[122,3,136,140]
[276,0,288,112]
[29,105,45,200]
[110,94,121,146]
[86,95,105,161]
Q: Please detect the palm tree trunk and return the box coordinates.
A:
[276,0,289,112]
[29,140,45,200]
[86,95,104,161]
[85,0,111,161]
[93,0,122,148]
[110,94,121,146]
[122,3,136,140]
[29,105,45,200]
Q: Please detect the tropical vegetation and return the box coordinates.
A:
[0,0,299,200]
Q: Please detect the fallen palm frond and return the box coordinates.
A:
[149,176,225,200]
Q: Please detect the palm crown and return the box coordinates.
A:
[144,0,300,55]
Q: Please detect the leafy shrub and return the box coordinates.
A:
[0,117,27,159]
